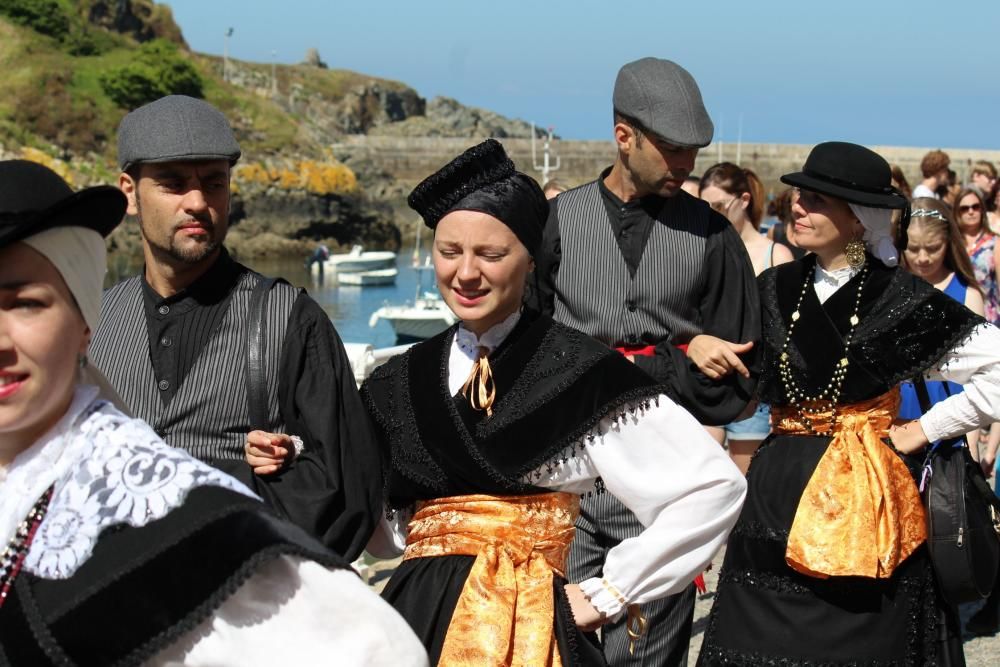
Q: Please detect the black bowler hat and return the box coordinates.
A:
[781,142,907,209]
[0,160,126,248]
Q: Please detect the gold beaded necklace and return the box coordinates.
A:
[778,261,868,435]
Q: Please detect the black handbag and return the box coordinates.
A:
[913,378,1000,606]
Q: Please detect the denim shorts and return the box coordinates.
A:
[724,402,771,441]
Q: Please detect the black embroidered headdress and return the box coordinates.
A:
[407,139,548,256]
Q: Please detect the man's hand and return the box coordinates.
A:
[564,584,607,632]
[245,430,294,475]
[686,335,754,380]
[888,420,930,455]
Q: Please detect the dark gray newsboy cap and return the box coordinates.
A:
[613,57,714,149]
[117,95,241,171]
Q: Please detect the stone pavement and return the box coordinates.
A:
[364,548,1000,665]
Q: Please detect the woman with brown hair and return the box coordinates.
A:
[699,163,793,472]
[954,186,1000,325]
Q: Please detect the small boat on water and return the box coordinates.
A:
[309,245,397,275]
[337,267,398,286]
[368,291,457,343]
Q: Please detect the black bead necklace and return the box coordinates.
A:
[778,263,868,435]
[0,485,54,608]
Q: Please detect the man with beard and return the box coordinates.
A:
[90,95,382,563]
[531,58,760,665]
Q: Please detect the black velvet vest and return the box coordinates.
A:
[361,310,663,509]
[758,254,985,406]
[0,487,344,666]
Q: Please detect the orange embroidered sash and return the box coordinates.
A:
[772,388,927,579]
[403,492,579,667]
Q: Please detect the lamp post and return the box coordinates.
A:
[531,124,561,185]
[223,27,234,82]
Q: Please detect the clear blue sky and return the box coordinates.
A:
[166,0,999,149]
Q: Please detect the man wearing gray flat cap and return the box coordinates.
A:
[90,95,382,563]
[531,58,759,665]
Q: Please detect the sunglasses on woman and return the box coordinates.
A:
[958,203,982,214]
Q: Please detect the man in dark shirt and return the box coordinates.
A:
[532,58,759,665]
[90,95,381,562]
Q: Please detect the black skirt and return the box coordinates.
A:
[698,434,962,666]
[382,555,606,666]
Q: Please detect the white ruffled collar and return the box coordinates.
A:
[812,262,862,305]
[814,262,859,287]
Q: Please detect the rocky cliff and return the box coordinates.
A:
[0,0,546,259]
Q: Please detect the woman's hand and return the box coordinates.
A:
[686,335,754,380]
[245,430,294,475]
[888,420,930,455]
[563,584,607,632]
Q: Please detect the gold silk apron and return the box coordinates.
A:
[771,388,927,579]
[403,492,579,666]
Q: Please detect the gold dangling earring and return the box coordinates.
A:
[845,237,866,270]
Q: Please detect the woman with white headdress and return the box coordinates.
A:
[0,160,426,666]
[694,143,1000,665]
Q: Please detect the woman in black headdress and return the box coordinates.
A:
[360,140,747,666]
[696,143,1000,665]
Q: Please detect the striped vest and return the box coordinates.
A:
[552,182,708,346]
[90,271,299,463]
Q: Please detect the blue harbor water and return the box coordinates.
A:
[243,255,440,349]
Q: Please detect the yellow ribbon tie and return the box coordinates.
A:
[403,493,579,666]
[461,346,496,417]
[773,388,927,579]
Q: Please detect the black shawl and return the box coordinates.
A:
[361,310,663,509]
[757,254,985,405]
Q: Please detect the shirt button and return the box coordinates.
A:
[627,300,637,312]
[160,337,172,347]
[625,334,640,345]
[158,379,170,391]
[158,305,170,315]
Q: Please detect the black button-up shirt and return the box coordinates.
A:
[140,250,243,404]
[597,167,666,278]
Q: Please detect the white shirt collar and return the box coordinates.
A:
[454,309,522,359]
[448,310,523,396]
[813,263,860,304]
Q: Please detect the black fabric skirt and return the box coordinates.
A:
[698,434,963,666]
[382,555,606,666]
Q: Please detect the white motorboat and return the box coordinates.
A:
[337,268,398,286]
[310,245,397,275]
[368,291,457,343]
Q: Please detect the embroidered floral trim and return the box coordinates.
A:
[730,520,788,543]
[718,568,812,595]
[25,405,255,579]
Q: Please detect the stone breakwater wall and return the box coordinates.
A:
[332,135,1000,196]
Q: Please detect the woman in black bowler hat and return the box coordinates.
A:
[0,160,427,666]
[695,142,1000,665]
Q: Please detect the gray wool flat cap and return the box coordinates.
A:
[117,95,241,170]
[613,58,714,149]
